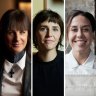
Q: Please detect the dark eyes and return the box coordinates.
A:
[7,30,26,35]
[7,31,14,35]
[53,28,59,31]
[39,27,59,32]
[82,28,89,32]
[71,29,78,32]
[71,28,90,32]
[39,27,47,32]
[20,31,26,34]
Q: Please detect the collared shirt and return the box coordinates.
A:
[65,50,96,75]
[1,52,26,96]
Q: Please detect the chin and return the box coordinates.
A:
[12,49,23,54]
[75,48,87,53]
[45,47,56,51]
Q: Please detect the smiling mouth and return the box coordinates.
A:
[12,44,21,47]
[74,40,87,43]
[74,40,87,46]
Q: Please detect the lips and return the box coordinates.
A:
[75,39,87,42]
[12,43,21,47]
[74,40,87,46]
[45,40,54,43]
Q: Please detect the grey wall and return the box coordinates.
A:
[66,0,95,16]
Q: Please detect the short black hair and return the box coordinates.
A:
[33,9,64,49]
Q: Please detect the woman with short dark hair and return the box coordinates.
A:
[33,9,64,96]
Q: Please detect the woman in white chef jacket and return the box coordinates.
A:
[65,10,96,96]
[65,10,96,75]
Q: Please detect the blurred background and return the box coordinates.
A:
[0,0,31,20]
[33,0,64,20]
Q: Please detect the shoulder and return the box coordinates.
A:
[33,52,38,59]
[65,51,72,60]
[93,56,96,69]
[26,52,31,62]
[56,50,64,63]
[65,51,72,70]
[33,52,40,64]
[57,50,64,57]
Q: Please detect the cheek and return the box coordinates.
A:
[88,35,93,43]
[4,36,13,48]
[55,32,61,40]
[5,35,13,43]
[21,34,28,41]
[56,34,61,41]
[24,37,28,43]
[85,33,93,41]
[68,33,75,47]
[36,32,45,41]
[25,35,28,40]
[68,33,73,42]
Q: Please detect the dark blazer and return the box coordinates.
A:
[0,53,31,96]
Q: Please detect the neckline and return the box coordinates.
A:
[34,50,61,65]
[5,50,25,63]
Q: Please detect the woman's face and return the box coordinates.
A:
[36,20,61,51]
[68,15,94,53]
[5,29,28,54]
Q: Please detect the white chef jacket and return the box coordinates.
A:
[65,75,96,96]
[65,50,96,96]
[65,50,96,75]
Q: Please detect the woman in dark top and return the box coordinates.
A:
[33,9,64,96]
[0,9,31,96]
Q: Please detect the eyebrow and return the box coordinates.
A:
[39,25,60,28]
[39,25,47,27]
[70,25,91,28]
[52,26,60,28]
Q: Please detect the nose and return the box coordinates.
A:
[46,29,52,37]
[77,28,83,38]
[14,32,20,41]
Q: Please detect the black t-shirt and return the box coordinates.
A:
[33,50,64,96]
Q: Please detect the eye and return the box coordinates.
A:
[71,28,78,32]
[82,28,90,32]
[7,30,14,35]
[53,28,58,31]
[39,27,48,32]
[20,31,26,34]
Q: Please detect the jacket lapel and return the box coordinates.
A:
[22,53,31,96]
[0,59,4,96]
